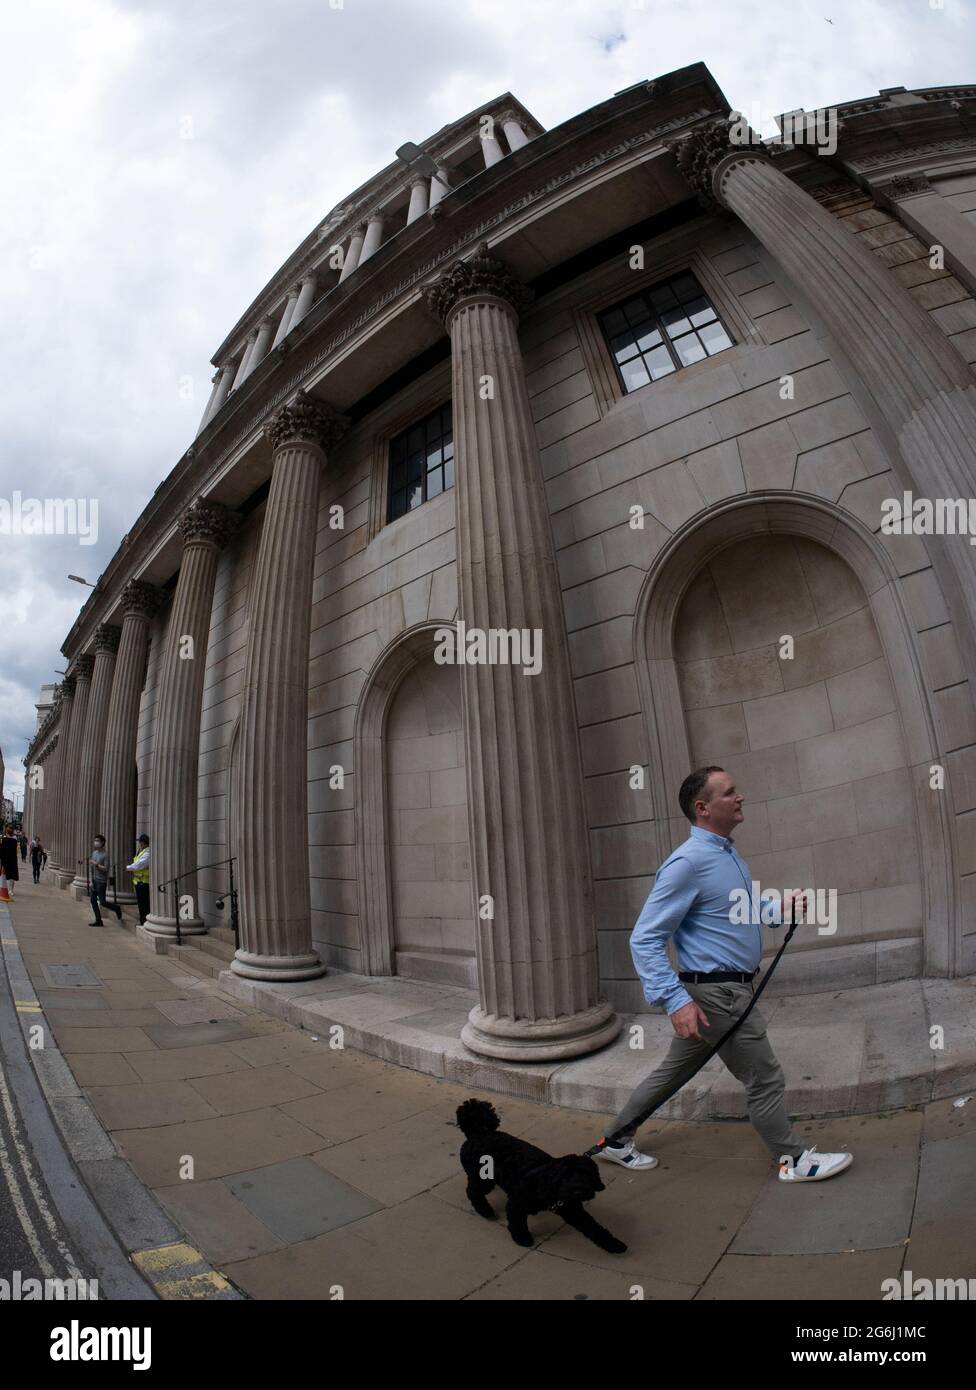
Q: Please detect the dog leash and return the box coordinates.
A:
[584,919,800,1157]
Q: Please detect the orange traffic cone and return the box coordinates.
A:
[0,870,11,902]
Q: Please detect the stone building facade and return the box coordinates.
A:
[24,66,976,1063]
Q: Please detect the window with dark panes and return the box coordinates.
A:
[387,401,454,522]
[599,271,733,394]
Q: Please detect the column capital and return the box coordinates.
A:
[94,622,121,655]
[73,654,95,681]
[669,118,769,213]
[60,674,76,698]
[177,498,240,551]
[424,242,534,325]
[121,578,165,621]
[265,389,350,455]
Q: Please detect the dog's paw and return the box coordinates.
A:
[475,1207,497,1221]
[511,1234,534,1248]
[604,1238,628,1254]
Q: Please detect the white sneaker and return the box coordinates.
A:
[597,1140,659,1170]
[779,1145,852,1182]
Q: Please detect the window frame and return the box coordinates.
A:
[598,270,735,395]
[567,240,762,417]
[386,399,455,524]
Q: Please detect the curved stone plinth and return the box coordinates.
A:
[142,913,207,939]
[230,947,327,983]
[461,1000,621,1062]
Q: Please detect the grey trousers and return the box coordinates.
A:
[607,980,806,1161]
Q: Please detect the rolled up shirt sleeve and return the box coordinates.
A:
[630,855,698,1016]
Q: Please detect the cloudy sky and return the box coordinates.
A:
[2,0,974,806]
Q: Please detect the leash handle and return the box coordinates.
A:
[589,921,799,1155]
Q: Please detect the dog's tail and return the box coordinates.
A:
[456,1098,501,1138]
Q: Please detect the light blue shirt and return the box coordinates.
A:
[631,825,785,1015]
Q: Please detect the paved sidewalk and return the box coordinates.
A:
[4,882,975,1300]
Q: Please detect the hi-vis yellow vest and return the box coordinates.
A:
[130,847,149,884]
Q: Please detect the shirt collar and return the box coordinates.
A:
[690,825,735,851]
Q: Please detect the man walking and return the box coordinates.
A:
[29,837,45,884]
[127,835,150,925]
[87,835,122,926]
[597,766,852,1184]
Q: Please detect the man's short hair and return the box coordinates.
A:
[138,834,149,845]
[678,766,725,823]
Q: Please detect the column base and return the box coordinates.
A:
[50,869,75,890]
[231,947,326,983]
[461,1000,621,1062]
[69,878,89,901]
[142,913,207,939]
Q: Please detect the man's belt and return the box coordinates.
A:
[678,969,758,984]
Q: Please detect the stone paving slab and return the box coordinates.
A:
[187,1063,324,1115]
[142,1019,266,1049]
[154,1179,287,1265]
[730,1110,922,1255]
[907,1129,976,1275]
[225,1157,383,1242]
[698,1248,905,1300]
[87,1079,220,1129]
[114,1107,326,1186]
[123,1042,255,1082]
[468,1248,698,1300]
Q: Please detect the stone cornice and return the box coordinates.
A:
[425,242,534,323]
[178,499,241,551]
[265,390,350,455]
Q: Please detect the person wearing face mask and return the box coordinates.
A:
[87,834,122,927]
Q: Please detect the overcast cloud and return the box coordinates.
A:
[2,0,974,805]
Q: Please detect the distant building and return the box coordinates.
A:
[25,67,976,1064]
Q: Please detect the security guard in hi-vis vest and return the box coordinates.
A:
[127,835,150,925]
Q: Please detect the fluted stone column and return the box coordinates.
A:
[290,274,318,330]
[240,316,274,383]
[232,390,349,981]
[197,371,223,435]
[70,624,121,897]
[339,226,365,281]
[44,681,71,879]
[207,363,235,423]
[231,332,258,391]
[429,165,451,208]
[674,123,976,684]
[480,121,505,167]
[143,500,239,939]
[99,581,163,902]
[406,176,429,224]
[500,111,529,151]
[425,244,619,1061]
[53,663,92,887]
[272,285,302,347]
[359,214,385,264]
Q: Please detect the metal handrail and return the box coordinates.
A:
[157,856,238,948]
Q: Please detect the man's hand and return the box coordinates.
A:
[783,891,810,923]
[670,1001,710,1040]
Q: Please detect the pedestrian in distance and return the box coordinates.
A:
[29,838,45,885]
[1,824,20,899]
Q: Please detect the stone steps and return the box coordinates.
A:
[162,931,237,979]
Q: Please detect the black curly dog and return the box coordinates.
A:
[456,1098,627,1252]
